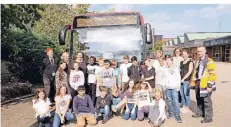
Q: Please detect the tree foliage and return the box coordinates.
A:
[152,41,164,52]
[1,4,43,33]
[5,28,61,83]
[1,4,90,84]
[33,4,90,52]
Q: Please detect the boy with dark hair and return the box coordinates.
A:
[99,59,116,94]
[73,86,97,127]
[128,56,142,83]
[95,86,112,124]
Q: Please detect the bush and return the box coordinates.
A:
[2,29,61,84]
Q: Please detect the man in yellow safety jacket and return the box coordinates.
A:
[190,46,216,123]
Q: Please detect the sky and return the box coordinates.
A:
[89,4,231,38]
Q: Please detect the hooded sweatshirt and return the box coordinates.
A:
[164,67,181,89]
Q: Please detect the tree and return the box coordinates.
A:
[1,4,44,60]
[152,41,164,52]
[33,4,90,52]
[5,28,60,83]
[1,4,43,33]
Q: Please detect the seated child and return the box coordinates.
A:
[73,86,97,127]
[137,81,152,121]
[148,89,166,127]
[111,86,122,116]
[112,79,138,120]
[53,86,74,127]
[96,86,112,124]
[32,88,51,127]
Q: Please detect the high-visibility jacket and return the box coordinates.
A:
[190,55,217,97]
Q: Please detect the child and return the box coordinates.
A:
[164,56,182,123]
[112,79,138,120]
[53,86,74,127]
[155,56,167,99]
[111,60,121,89]
[95,86,112,124]
[55,61,68,93]
[148,89,166,127]
[99,59,116,94]
[69,62,85,97]
[87,56,99,106]
[137,81,152,121]
[73,86,97,127]
[119,55,132,91]
[32,88,51,127]
[111,86,122,116]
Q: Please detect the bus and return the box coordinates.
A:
[59,12,153,63]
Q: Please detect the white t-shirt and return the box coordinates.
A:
[119,63,132,83]
[155,65,167,86]
[100,67,115,88]
[138,89,151,107]
[69,70,85,90]
[173,57,184,71]
[87,64,99,84]
[32,98,51,118]
[55,95,72,114]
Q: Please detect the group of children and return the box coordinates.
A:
[33,50,192,127]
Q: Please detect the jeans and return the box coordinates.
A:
[53,112,74,127]
[180,81,191,107]
[166,89,180,117]
[88,83,97,106]
[137,106,149,121]
[96,105,110,120]
[124,103,137,120]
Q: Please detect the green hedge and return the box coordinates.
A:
[2,29,61,84]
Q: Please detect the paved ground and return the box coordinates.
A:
[2,62,231,127]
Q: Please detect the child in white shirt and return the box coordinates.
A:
[32,88,51,127]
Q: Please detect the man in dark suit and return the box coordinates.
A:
[40,48,58,103]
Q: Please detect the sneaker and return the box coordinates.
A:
[201,118,213,123]
[101,118,108,124]
[176,116,183,123]
[192,114,202,118]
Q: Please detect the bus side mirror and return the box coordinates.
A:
[59,25,71,45]
[145,23,152,44]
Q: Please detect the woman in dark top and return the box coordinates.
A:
[180,50,193,113]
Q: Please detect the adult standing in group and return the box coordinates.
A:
[141,58,155,96]
[127,56,142,84]
[173,48,184,106]
[190,46,216,123]
[119,55,132,91]
[173,48,184,71]
[152,50,164,70]
[61,52,71,74]
[180,50,194,113]
[40,48,58,103]
[75,52,87,75]
[75,52,88,92]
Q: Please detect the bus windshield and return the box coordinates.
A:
[75,26,144,62]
